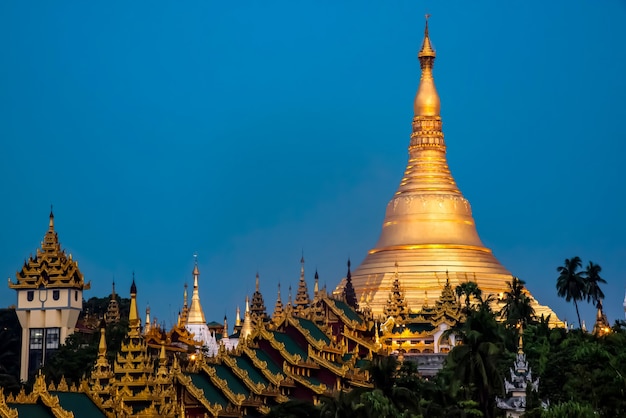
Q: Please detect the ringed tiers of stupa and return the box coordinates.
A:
[335,19,560,324]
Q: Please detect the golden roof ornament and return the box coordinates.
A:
[9,209,89,290]
[414,14,440,117]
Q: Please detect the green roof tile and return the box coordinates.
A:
[213,364,249,396]
[333,300,363,324]
[355,359,370,369]
[187,372,229,407]
[295,317,330,344]
[52,392,106,418]
[253,348,283,375]
[235,356,269,386]
[272,331,308,359]
[7,404,55,418]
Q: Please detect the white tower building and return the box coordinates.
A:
[8,210,90,381]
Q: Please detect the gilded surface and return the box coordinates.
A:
[338,20,559,324]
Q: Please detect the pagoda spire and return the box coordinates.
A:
[98,320,107,358]
[240,306,253,340]
[144,305,151,335]
[294,255,310,315]
[105,280,120,324]
[180,282,189,326]
[273,282,284,320]
[314,270,319,298]
[414,14,440,117]
[592,299,611,336]
[250,272,268,323]
[338,16,563,322]
[128,274,141,338]
[187,255,207,325]
[343,259,358,310]
[49,205,55,229]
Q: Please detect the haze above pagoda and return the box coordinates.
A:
[337,18,558,322]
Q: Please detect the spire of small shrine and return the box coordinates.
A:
[342,259,359,310]
[128,274,141,338]
[250,272,268,323]
[49,205,55,229]
[235,306,241,327]
[294,256,310,314]
[98,319,107,358]
[497,324,542,415]
[187,255,207,325]
[592,299,611,336]
[241,306,253,340]
[180,282,189,325]
[273,282,284,320]
[105,279,121,324]
[144,305,151,335]
[383,262,408,321]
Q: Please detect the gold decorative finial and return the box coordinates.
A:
[49,205,55,229]
[414,15,440,116]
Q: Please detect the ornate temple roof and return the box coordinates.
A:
[249,273,268,323]
[8,210,89,291]
[294,256,310,315]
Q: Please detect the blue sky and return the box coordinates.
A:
[1,1,625,329]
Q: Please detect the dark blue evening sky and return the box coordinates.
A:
[1,1,625,328]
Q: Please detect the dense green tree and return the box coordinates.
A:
[42,331,98,384]
[367,356,419,413]
[0,309,21,392]
[267,399,320,418]
[541,401,596,418]
[444,301,504,418]
[556,256,586,328]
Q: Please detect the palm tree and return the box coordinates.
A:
[584,261,606,308]
[556,256,586,328]
[445,305,504,418]
[499,277,536,328]
[456,281,482,313]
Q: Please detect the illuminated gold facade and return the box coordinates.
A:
[339,20,559,323]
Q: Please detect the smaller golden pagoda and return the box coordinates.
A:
[592,300,611,337]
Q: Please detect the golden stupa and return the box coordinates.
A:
[340,19,558,322]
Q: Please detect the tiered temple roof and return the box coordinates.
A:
[294,257,310,317]
[105,281,120,324]
[8,210,89,291]
[249,273,268,324]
